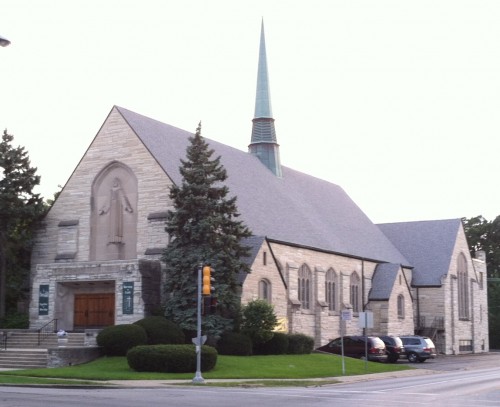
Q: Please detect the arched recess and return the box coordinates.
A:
[90,161,138,261]
[325,268,338,312]
[298,264,312,310]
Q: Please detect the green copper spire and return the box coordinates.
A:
[254,20,273,119]
[249,20,282,178]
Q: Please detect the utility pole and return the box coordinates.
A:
[192,263,205,384]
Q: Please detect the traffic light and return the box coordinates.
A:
[202,265,214,296]
[209,296,217,314]
[203,295,218,315]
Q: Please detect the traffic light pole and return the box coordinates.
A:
[192,263,205,384]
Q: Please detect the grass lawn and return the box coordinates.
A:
[0,353,412,384]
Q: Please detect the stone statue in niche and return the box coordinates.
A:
[99,177,133,244]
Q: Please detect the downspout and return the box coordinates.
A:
[361,260,365,311]
[451,275,457,354]
[416,287,420,333]
[470,278,476,353]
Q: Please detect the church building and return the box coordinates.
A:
[29,22,488,355]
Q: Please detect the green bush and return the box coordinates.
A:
[133,316,185,345]
[216,331,253,356]
[0,312,29,329]
[287,333,314,354]
[127,344,218,373]
[240,300,278,345]
[254,332,289,355]
[96,324,147,356]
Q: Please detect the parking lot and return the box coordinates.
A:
[399,350,500,371]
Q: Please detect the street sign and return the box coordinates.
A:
[341,309,352,321]
[358,311,374,328]
[191,335,207,346]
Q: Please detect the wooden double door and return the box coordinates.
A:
[74,293,115,328]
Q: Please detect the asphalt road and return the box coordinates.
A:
[0,352,499,407]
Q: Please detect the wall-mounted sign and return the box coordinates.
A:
[38,284,49,316]
[122,282,134,314]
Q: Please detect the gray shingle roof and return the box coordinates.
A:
[117,106,410,265]
[378,219,462,286]
[369,263,400,300]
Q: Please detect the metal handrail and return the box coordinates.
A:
[37,319,58,345]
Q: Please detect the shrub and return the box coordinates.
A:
[0,312,29,329]
[253,332,289,355]
[240,300,277,345]
[127,344,218,373]
[216,331,253,356]
[96,324,147,356]
[134,316,185,345]
[287,333,314,354]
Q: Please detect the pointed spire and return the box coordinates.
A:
[249,19,282,178]
[254,19,273,119]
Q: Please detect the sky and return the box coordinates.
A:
[1,0,500,224]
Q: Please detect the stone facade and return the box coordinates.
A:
[29,107,489,356]
[30,108,171,330]
[412,228,489,355]
[240,241,416,347]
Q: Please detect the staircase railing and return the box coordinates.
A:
[37,319,58,345]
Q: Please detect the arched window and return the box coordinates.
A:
[350,272,360,312]
[298,265,312,310]
[397,294,405,319]
[458,253,469,319]
[258,279,271,303]
[325,269,338,311]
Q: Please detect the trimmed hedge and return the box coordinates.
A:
[96,324,147,356]
[254,332,289,355]
[127,344,218,373]
[287,333,314,354]
[216,331,253,356]
[133,316,185,345]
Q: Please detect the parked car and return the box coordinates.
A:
[316,336,388,362]
[400,335,436,363]
[379,335,405,363]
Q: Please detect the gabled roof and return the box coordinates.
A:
[369,263,400,300]
[378,219,462,286]
[117,105,410,265]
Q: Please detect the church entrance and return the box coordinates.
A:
[74,293,115,329]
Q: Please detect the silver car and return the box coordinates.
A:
[400,335,436,363]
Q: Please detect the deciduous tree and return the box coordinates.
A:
[463,215,500,348]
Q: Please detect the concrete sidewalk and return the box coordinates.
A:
[103,367,437,388]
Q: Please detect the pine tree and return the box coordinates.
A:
[162,123,252,337]
[0,129,45,318]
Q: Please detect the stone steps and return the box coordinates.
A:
[2,331,86,349]
[0,349,48,369]
[0,331,89,369]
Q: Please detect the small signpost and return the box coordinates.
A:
[340,308,353,375]
[358,311,374,370]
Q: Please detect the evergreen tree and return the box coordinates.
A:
[162,123,252,337]
[0,129,45,318]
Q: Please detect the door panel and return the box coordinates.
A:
[74,293,115,328]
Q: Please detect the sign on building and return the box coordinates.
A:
[38,284,49,316]
[122,282,134,314]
